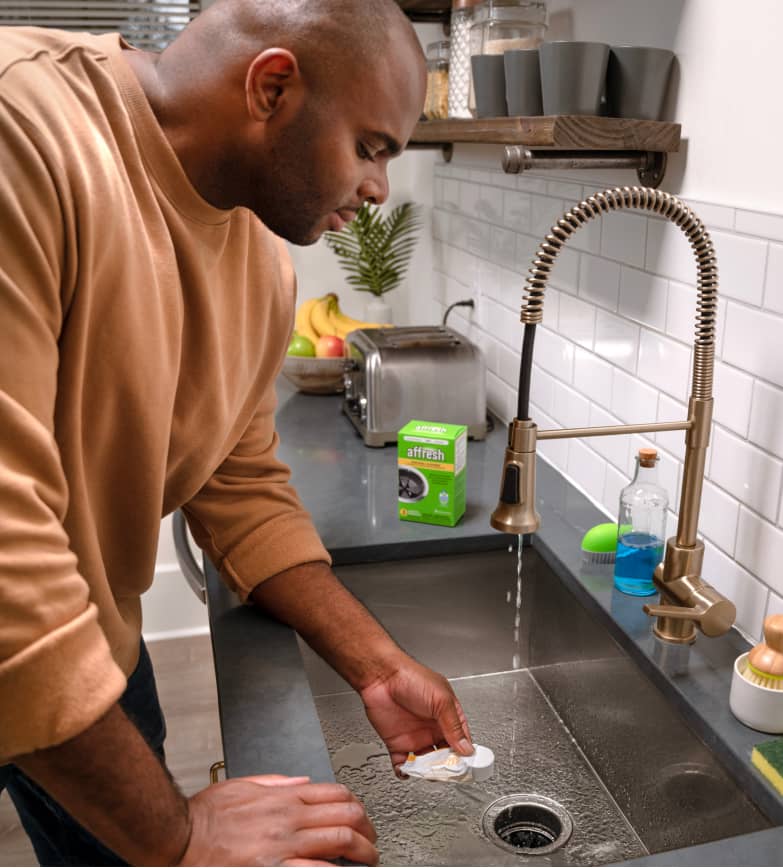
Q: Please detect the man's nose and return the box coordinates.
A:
[358,165,389,207]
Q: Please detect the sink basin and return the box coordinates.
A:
[297,546,772,866]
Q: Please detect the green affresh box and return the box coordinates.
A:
[398,420,467,527]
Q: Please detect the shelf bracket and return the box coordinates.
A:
[406,141,454,162]
[502,147,668,188]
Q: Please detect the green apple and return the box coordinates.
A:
[287,332,316,357]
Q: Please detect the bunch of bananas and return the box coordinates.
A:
[295,293,391,344]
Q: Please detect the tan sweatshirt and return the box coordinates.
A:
[0,27,330,762]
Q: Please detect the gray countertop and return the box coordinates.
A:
[205,379,783,865]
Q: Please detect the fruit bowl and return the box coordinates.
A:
[281,355,348,395]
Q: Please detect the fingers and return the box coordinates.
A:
[280,861,333,867]
[293,826,379,866]
[245,774,311,787]
[436,693,474,756]
[298,800,376,844]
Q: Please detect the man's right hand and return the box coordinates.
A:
[181,775,378,867]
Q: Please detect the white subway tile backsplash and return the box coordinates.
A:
[699,481,740,556]
[656,394,688,462]
[601,211,648,269]
[684,199,735,232]
[588,404,631,472]
[574,349,613,409]
[552,380,590,430]
[712,361,754,438]
[432,208,449,243]
[465,218,491,259]
[703,541,769,642]
[723,303,783,390]
[767,590,783,629]
[711,229,767,306]
[535,327,574,382]
[611,369,658,426]
[487,370,517,422]
[619,267,668,331]
[534,408,569,470]
[547,181,583,201]
[567,439,607,506]
[474,184,504,224]
[749,380,783,460]
[530,194,566,238]
[516,175,549,195]
[595,311,639,373]
[549,246,580,296]
[568,212,602,255]
[710,426,783,521]
[763,243,783,315]
[490,226,518,272]
[735,508,783,598]
[646,219,695,285]
[497,343,520,388]
[442,178,460,211]
[530,364,556,417]
[516,233,540,275]
[579,254,621,312]
[503,190,531,234]
[448,213,468,250]
[542,288,560,331]
[665,281,697,346]
[477,260,503,303]
[558,294,595,350]
[638,329,690,402]
[735,209,783,243]
[602,464,630,519]
[481,296,519,350]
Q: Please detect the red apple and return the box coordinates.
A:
[315,335,345,358]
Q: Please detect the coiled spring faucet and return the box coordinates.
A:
[491,186,736,644]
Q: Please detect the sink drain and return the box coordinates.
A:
[482,794,573,856]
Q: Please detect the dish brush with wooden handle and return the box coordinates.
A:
[743,615,783,690]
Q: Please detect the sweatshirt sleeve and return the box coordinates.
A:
[0,98,126,762]
[182,261,331,602]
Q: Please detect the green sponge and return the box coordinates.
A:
[580,522,627,564]
[752,739,783,795]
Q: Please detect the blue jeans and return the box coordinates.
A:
[1,640,167,866]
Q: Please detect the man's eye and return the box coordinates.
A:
[357,143,375,161]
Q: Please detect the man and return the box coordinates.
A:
[0,0,474,864]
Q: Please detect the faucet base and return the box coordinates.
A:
[653,617,697,645]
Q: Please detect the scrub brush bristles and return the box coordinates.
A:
[743,615,783,690]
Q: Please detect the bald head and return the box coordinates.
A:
[186,0,423,99]
[131,0,426,243]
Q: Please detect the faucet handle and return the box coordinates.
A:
[644,579,736,638]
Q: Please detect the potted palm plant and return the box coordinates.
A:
[324,201,422,324]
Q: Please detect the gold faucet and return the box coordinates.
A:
[491,186,736,645]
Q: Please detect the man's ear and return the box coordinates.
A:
[245,48,301,121]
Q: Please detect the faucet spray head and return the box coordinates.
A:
[490,418,541,536]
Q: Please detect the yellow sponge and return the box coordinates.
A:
[751,739,783,795]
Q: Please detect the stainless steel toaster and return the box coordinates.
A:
[342,325,487,447]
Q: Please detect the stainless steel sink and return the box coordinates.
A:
[297,546,771,866]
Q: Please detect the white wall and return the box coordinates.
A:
[421,1,783,645]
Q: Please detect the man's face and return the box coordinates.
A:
[247,45,425,245]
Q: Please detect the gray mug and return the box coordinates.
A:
[606,46,675,120]
[471,54,508,118]
[504,49,543,116]
[539,41,610,115]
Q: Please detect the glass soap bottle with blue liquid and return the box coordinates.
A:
[614,448,668,596]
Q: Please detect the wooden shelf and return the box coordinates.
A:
[411,116,681,152]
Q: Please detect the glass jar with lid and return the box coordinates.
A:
[468,0,547,114]
[471,0,547,57]
[424,39,450,120]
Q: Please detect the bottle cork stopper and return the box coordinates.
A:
[638,448,658,467]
